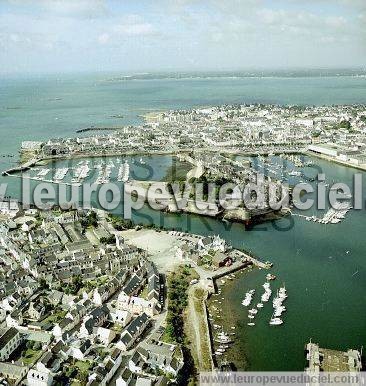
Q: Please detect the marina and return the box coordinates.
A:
[10,157,138,187]
[208,271,290,367]
[71,161,90,184]
[295,201,352,225]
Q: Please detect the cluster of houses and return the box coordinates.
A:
[173,233,237,269]
[20,104,366,164]
[0,207,183,385]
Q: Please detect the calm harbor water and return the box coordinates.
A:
[1,73,366,370]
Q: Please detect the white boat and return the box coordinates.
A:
[215,331,233,344]
[269,317,283,326]
[242,290,255,307]
[37,168,50,178]
[261,283,272,302]
[53,167,69,182]
[266,273,276,281]
[257,303,264,308]
[288,170,302,176]
[249,308,258,315]
[117,160,130,182]
[247,322,255,326]
[274,306,286,317]
[278,285,287,299]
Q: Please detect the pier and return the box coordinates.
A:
[292,201,352,225]
[76,126,124,133]
[2,158,41,176]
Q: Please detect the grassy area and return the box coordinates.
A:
[58,359,93,386]
[163,266,197,344]
[84,275,109,291]
[139,284,149,300]
[108,213,134,230]
[41,310,67,326]
[22,347,43,365]
[162,266,198,385]
[190,287,212,371]
[74,360,92,373]
[111,323,123,333]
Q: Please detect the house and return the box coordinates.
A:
[50,340,69,361]
[79,306,109,337]
[107,305,132,327]
[18,280,38,297]
[147,263,161,302]
[136,378,153,386]
[95,327,116,346]
[128,349,147,373]
[0,308,6,323]
[48,290,63,306]
[117,295,161,317]
[120,274,145,297]
[28,301,46,321]
[87,348,123,386]
[211,252,233,268]
[52,318,73,339]
[37,350,62,373]
[0,327,22,361]
[0,363,27,384]
[139,340,184,377]
[196,235,227,254]
[1,292,21,312]
[92,278,120,306]
[116,313,150,351]
[115,367,133,386]
[27,362,53,386]
[5,310,23,328]
[69,339,92,360]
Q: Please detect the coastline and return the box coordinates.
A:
[306,151,366,172]
[120,226,272,373]
[207,268,254,370]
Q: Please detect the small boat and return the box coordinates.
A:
[247,322,255,326]
[269,318,283,326]
[266,273,276,281]
[257,303,264,308]
[269,311,283,326]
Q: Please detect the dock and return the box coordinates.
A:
[2,157,41,176]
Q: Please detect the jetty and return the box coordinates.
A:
[76,126,124,133]
[2,158,41,176]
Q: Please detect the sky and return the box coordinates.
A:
[0,0,365,74]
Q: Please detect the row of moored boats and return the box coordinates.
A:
[242,276,288,327]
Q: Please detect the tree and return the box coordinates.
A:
[339,120,351,130]
[26,341,34,350]
[100,235,115,244]
[33,342,42,350]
